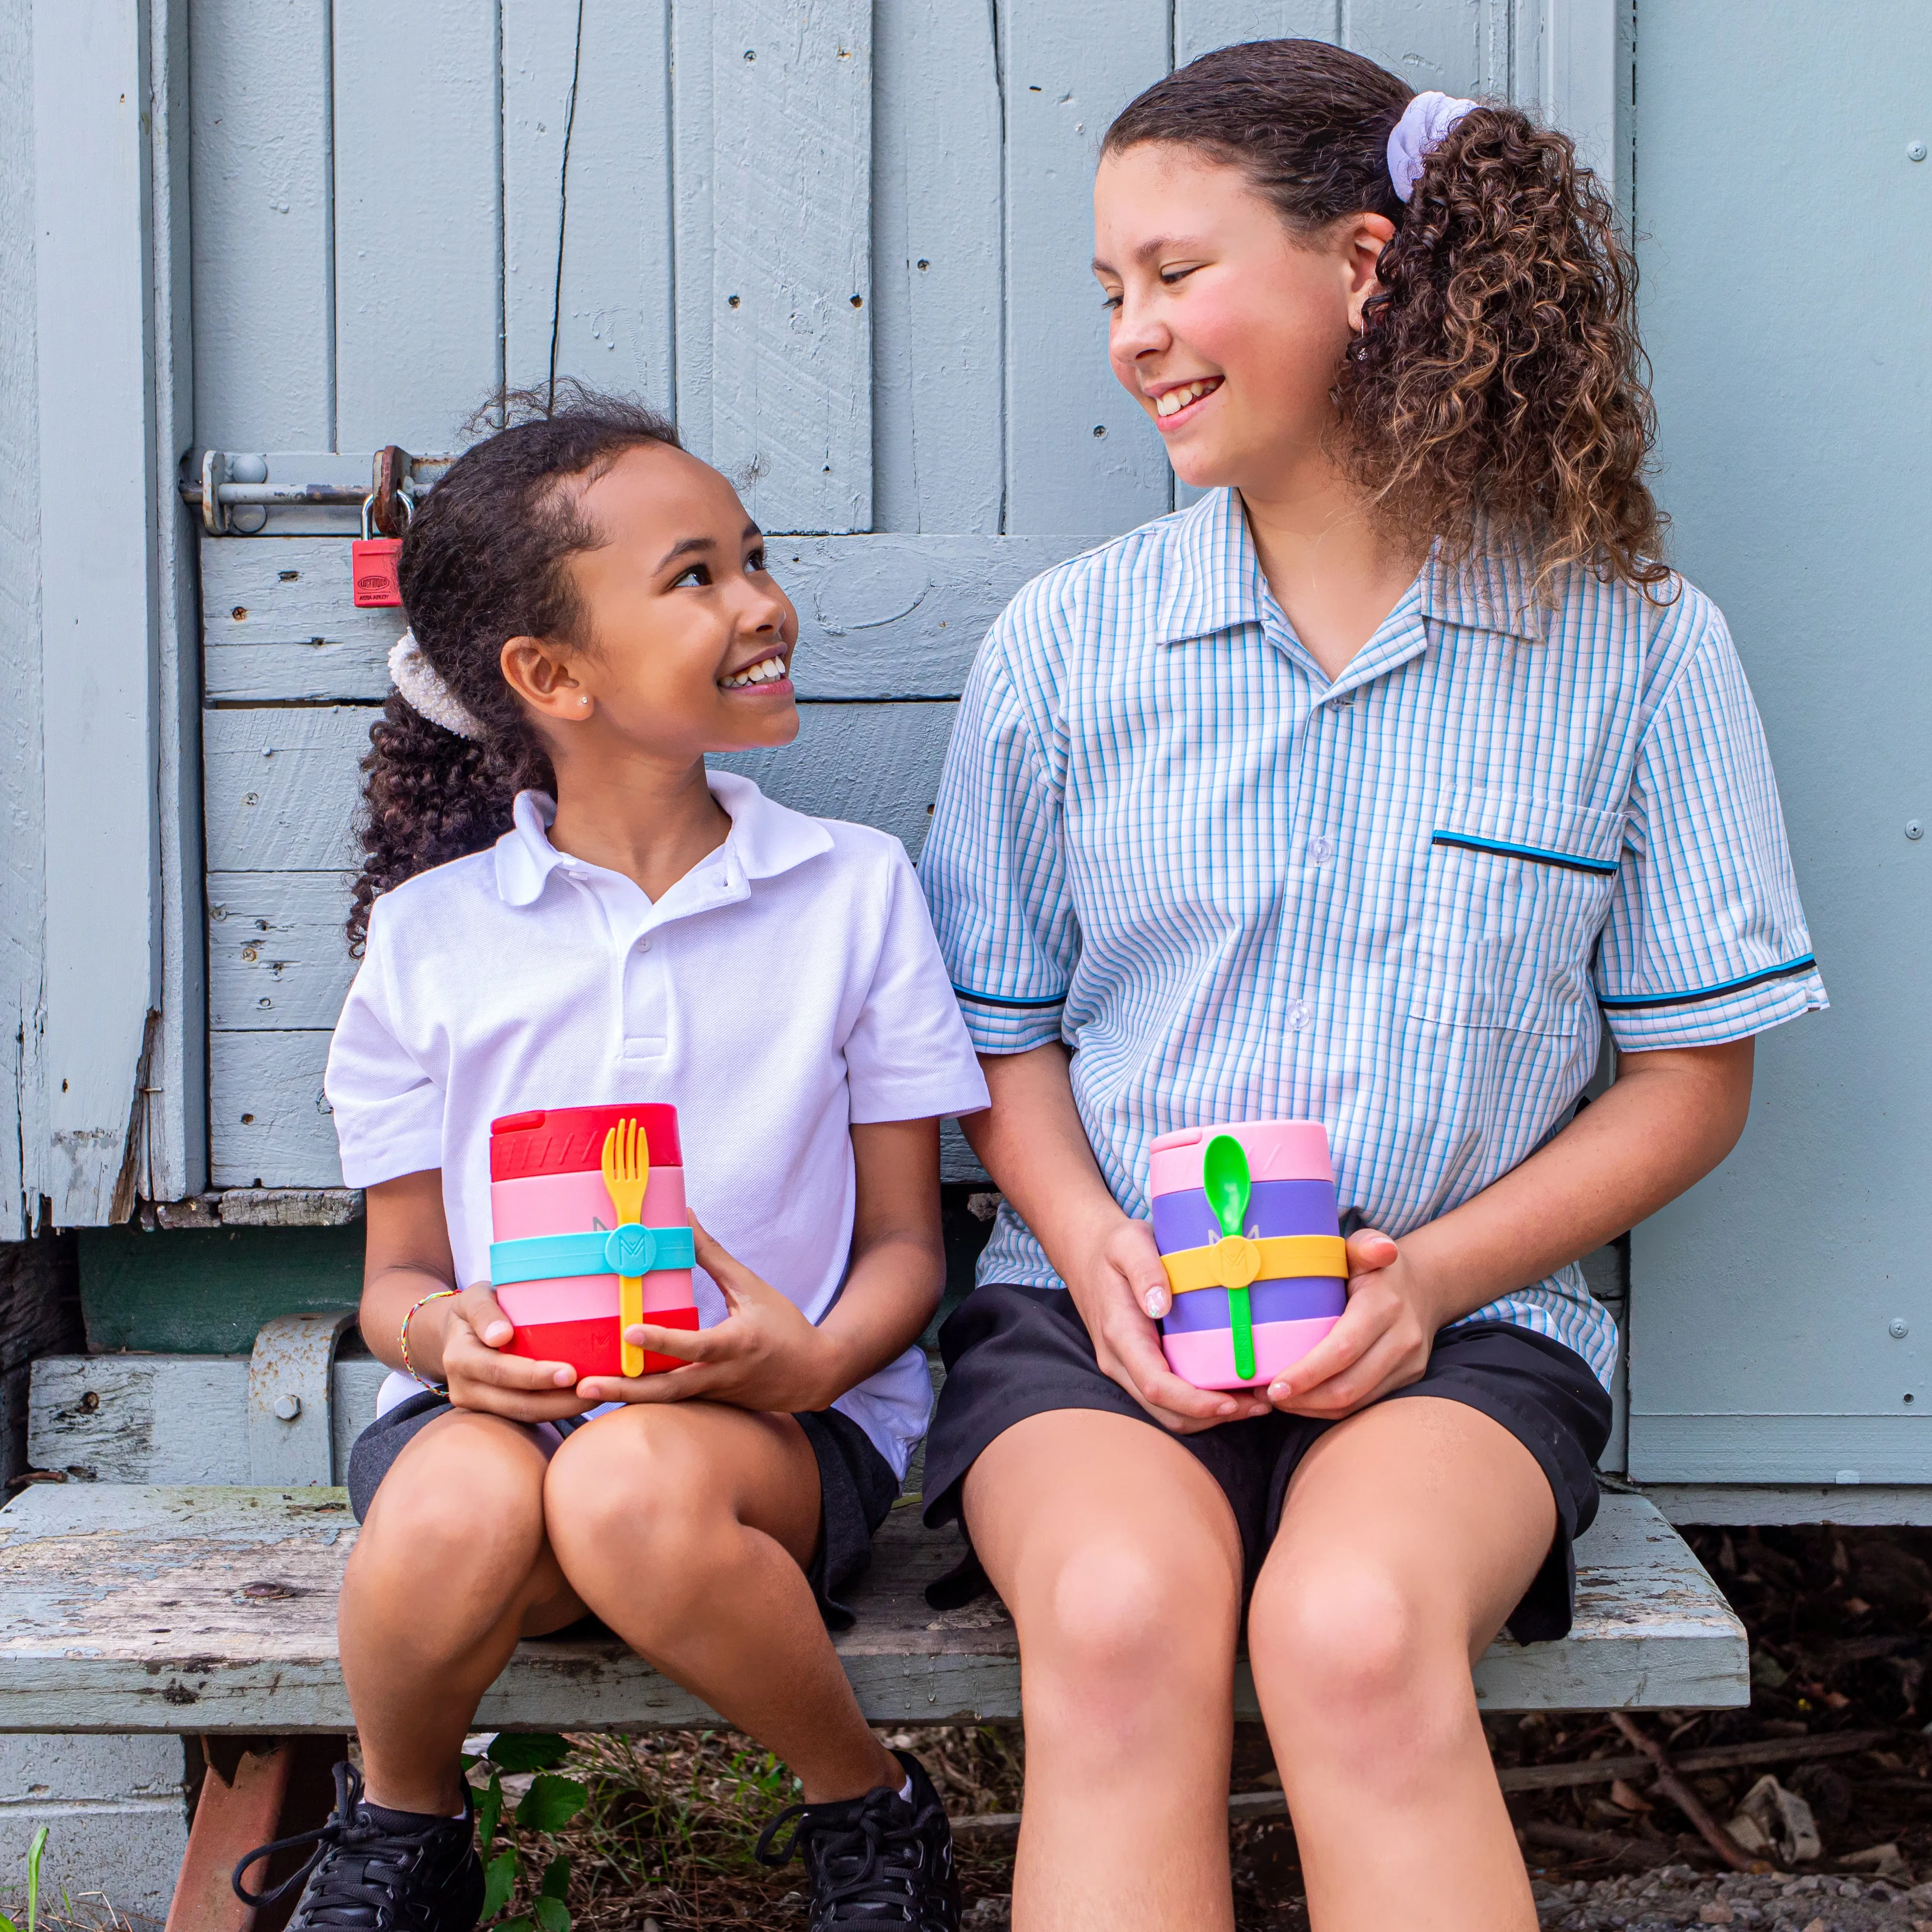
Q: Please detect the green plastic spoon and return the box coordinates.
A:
[1202,1133,1256,1382]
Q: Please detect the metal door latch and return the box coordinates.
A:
[184,445,445,535]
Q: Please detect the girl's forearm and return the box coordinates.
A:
[1401,1040,1755,1327]
[360,1263,461,1377]
[809,1229,945,1407]
[961,1045,1127,1273]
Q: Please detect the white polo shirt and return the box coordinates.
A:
[325,771,989,1477]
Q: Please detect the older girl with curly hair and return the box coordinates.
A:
[917,39,1824,1931]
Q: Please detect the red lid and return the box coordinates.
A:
[489,1103,682,1179]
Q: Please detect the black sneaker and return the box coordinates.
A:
[757,1750,959,1930]
[232,1761,485,1931]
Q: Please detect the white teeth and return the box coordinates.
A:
[721,654,787,689]
[1155,379,1219,418]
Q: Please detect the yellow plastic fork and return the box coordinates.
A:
[600,1119,651,1376]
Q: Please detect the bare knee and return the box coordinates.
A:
[1022,1537,1233,1746]
[1251,1559,1470,1777]
[349,1422,550,1608]
[545,1413,733,1609]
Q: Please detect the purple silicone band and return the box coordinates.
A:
[1161,1275,1348,1333]
[1150,1178,1340,1254]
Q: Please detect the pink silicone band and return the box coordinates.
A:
[1147,1119,1334,1197]
[490,1165,687,1241]
[495,1269,694,1325]
[1159,1315,1340,1390]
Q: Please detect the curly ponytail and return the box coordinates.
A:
[347,383,680,952]
[1104,41,1666,592]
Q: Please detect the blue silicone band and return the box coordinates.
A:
[490,1225,696,1286]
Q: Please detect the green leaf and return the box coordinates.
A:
[486,1734,572,1774]
[24,1824,44,1932]
[477,1772,505,1855]
[0,1913,19,1932]
[539,1855,571,1900]
[498,1918,534,1932]
[515,1775,587,1834]
[534,1898,571,1932]
[480,1847,519,1922]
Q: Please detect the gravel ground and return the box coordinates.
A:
[1533,1864,1932,1931]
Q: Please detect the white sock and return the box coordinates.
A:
[899,1772,914,1804]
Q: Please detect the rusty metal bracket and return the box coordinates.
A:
[369,443,415,536]
[247,1311,356,1487]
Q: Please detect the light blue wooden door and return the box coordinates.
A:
[1626,6,1932,1486]
[191,0,1590,1191]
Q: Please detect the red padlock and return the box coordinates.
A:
[352,492,405,607]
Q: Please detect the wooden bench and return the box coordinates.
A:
[2,1330,1748,1926]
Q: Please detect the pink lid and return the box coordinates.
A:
[1148,1119,1334,1197]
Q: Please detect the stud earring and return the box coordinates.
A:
[578,694,591,708]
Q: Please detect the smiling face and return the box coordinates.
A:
[1093,141,1395,498]
[500,441,800,763]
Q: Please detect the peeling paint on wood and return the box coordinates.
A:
[0,1487,1744,1733]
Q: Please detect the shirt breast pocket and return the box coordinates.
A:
[1404,789,1626,1036]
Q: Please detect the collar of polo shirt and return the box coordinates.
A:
[491,769,833,909]
[1145,488,1548,653]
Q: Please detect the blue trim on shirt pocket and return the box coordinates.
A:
[1430,831,1619,877]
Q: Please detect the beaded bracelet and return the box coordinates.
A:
[399,1287,459,1388]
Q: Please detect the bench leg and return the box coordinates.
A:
[166,1736,350,1932]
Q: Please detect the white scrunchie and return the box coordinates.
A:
[388,630,484,741]
[1386,89,1479,203]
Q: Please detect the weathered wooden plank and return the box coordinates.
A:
[871,0,1003,534]
[1646,1484,1932,1529]
[201,534,1095,702]
[1175,0,1341,65]
[32,0,162,1227]
[153,0,209,1206]
[1001,0,1172,536]
[712,702,958,854]
[30,1356,386,1489]
[1341,0,1497,99]
[709,0,873,533]
[1630,1414,1932,1488]
[0,0,47,1240]
[502,0,676,405]
[204,699,956,874]
[669,0,717,463]
[187,0,335,449]
[207,872,356,1031]
[0,1486,1743,1732]
[203,706,371,874]
[331,0,501,449]
[210,1031,341,1191]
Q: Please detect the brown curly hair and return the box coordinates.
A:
[1104,40,1668,591]
[347,384,681,951]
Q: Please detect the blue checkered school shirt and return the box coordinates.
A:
[917,487,1827,1386]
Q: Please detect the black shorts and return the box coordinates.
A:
[921,1284,1612,1644]
[347,1394,900,1630]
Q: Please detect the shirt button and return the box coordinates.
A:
[1333,691,1354,708]
[637,938,651,952]
[1310,836,1333,865]
[1286,999,1312,1030]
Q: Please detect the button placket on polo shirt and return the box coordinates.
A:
[613,846,753,1063]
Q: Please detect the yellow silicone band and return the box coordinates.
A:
[1161,1233,1349,1296]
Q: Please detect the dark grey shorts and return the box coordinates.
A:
[922,1285,1612,1644]
[347,1393,899,1630]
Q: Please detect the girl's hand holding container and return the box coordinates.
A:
[577,1221,850,1412]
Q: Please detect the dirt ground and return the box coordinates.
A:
[460,1522,1932,1931]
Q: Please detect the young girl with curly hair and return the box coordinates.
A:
[918,40,1823,1931]
[238,393,984,1932]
